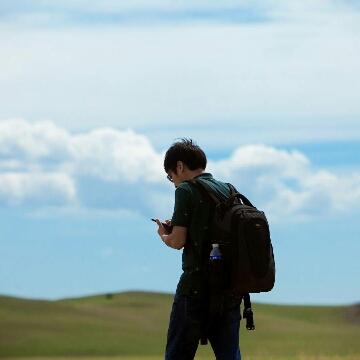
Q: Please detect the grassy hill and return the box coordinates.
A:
[0,291,359,359]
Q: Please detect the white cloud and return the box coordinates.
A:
[0,118,71,161]
[210,145,310,179]
[0,171,76,207]
[0,0,359,143]
[209,144,360,221]
[2,0,358,20]
[0,119,168,212]
[0,1,268,29]
[1,118,360,222]
[69,127,163,183]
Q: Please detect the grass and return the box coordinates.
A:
[0,291,359,359]
[4,356,360,360]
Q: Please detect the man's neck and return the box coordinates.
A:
[188,169,205,179]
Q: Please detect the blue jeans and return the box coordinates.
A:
[165,292,242,360]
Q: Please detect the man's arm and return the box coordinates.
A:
[156,220,187,250]
[160,226,187,250]
[156,185,191,250]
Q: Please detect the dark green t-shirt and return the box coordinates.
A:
[171,172,231,296]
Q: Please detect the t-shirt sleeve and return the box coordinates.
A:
[171,186,192,227]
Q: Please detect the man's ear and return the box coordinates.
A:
[177,161,184,173]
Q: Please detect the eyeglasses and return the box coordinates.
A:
[167,174,173,182]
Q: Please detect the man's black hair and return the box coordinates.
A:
[164,138,207,173]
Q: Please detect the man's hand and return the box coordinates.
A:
[155,219,186,250]
[155,219,172,236]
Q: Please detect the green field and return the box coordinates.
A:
[0,291,359,359]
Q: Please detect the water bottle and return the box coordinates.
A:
[209,244,223,291]
[209,243,222,261]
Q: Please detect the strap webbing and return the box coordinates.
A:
[226,183,255,208]
[190,179,256,208]
[243,293,255,330]
[189,179,225,205]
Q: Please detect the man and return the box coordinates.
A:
[155,138,242,360]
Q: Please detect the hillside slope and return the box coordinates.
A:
[0,292,359,358]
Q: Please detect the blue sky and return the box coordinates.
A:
[0,0,359,305]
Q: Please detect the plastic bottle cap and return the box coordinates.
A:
[212,243,219,248]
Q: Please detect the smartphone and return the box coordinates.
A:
[151,218,173,234]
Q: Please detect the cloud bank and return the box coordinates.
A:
[1,118,359,222]
[0,1,276,26]
[1,0,359,27]
[0,0,359,144]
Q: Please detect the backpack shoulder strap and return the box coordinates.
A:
[227,183,255,208]
[186,178,222,205]
[243,293,255,330]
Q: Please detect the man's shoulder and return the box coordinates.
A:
[176,181,200,200]
[177,181,193,192]
[177,173,231,199]
[200,176,231,196]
